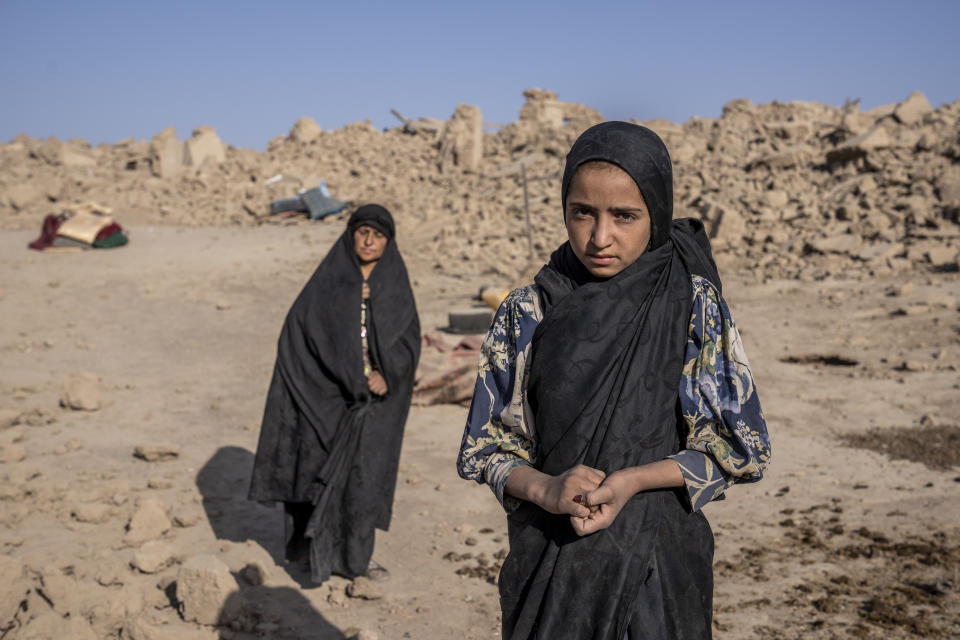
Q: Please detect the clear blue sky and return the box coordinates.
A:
[1,0,957,150]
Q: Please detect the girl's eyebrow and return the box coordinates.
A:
[610,206,645,213]
[567,200,596,210]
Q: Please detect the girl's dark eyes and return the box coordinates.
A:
[616,212,637,221]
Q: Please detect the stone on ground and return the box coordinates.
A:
[124,498,171,544]
[61,372,101,411]
[176,554,240,626]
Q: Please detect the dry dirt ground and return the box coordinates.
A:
[1,220,958,639]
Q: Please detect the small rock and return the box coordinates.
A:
[19,408,56,426]
[346,577,383,600]
[53,438,83,455]
[176,554,240,625]
[72,503,112,524]
[147,477,173,490]
[132,540,176,573]
[215,299,232,310]
[889,283,914,297]
[893,90,933,126]
[858,242,901,263]
[133,444,180,462]
[172,511,201,528]
[464,537,478,546]
[806,234,861,255]
[124,498,171,544]
[0,408,21,429]
[327,587,348,607]
[0,444,26,463]
[61,372,101,411]
[289,117,323,143]
[893,304,931,316]
[897,360,926,372]
[926,247,958,268]
[919,414,938,427]
[240,561,267,586]
[95,572,124,590]
[762,190,789,209]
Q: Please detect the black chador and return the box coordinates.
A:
[249,205,420,584]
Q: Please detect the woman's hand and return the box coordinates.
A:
[367,371,388,395]
[569,460,685,537]
[362,282,371,300]
[504,464,606,518]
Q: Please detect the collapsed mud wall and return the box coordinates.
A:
[1,89,957,281]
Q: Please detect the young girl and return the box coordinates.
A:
[457,122,771,639]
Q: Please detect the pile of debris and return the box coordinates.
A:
[1,88,957,281]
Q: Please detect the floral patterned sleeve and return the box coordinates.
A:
[669,275,772,512]
[456,287,540,507]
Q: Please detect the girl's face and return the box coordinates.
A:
[353,225,388,264]
[564,162,652,278]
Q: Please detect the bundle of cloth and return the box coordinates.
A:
[28,203,128,251]
[412,332,485,406]
[268,180,348,222]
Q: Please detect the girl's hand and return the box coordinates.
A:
[568,460,685,536]
[504,464,605,518]
[538,464,606,516]
[367,371,388,395]
[569,469,637,536]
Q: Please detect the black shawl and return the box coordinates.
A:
[248,205,420,582]
[499,123,720,639]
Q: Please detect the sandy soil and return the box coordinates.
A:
[1,221,958,639]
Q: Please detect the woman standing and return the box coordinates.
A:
[457,122,771,639]
[250,204,420,584]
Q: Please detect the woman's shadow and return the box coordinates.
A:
[196,447,347,638]
[217,586,346,640]
[196,446,311,587]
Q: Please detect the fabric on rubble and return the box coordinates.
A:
[56,209,114,244]
[28,214,65,250]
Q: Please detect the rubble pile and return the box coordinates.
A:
[1,88,957,280]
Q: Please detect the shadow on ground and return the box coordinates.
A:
[218,586,347,639]
[196,446,284,563]
[196,445,331,589]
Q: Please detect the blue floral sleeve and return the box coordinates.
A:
[456,287,540,506]
[457,277,771,514]
[669,276,772,511]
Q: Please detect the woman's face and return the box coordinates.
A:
[353,225,388,264]
[564,162,652,278]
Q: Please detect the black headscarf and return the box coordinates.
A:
[249,205,420,583]
[348,203,396,240]
[498,123,720,639]
[560,121,675,250]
